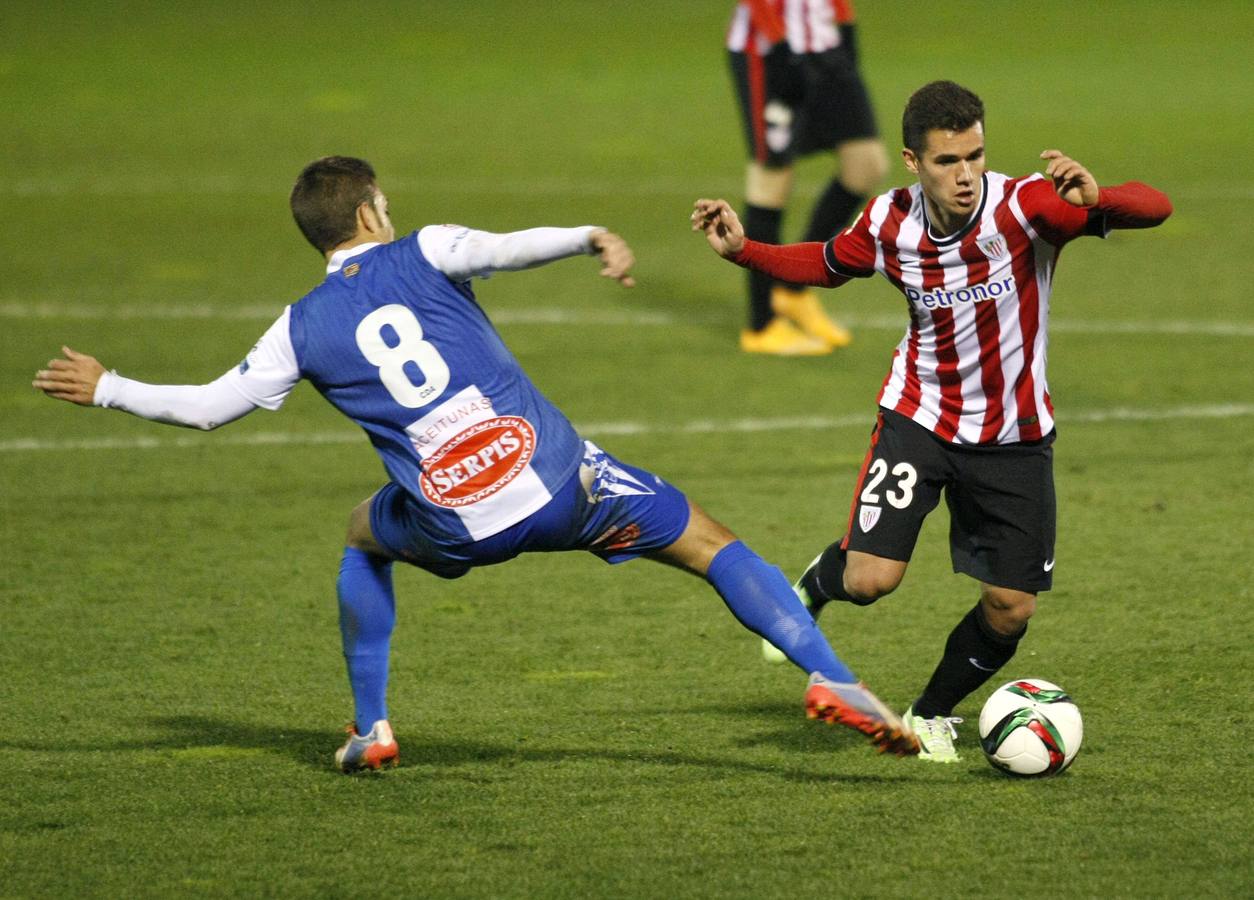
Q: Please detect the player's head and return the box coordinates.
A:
[900,82,986,230]
[290,156,394,254]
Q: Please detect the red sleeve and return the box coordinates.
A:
[826,203,878,276]
[834,0,856,24]
[1016,179,1090,245]
[1094,182,1173,229]
[731,240,848,288]
[744,0,787,43]
[1018,178,1173,246]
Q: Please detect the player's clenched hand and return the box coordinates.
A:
[33,346,106,406]
[1041,150,1099,207]
[690,199,745,257]
[589,229,636,287]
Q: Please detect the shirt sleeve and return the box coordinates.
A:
[93,370,260,431]
[731,239,850,288]
[1092,182,1174,230]
[1017,178,1173,246]
[417,224,599,282]
[224,308,301,410]
[91,309,300,430]
[825,203,878,277]
[1016,179,1093,245]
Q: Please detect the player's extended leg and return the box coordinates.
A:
[905,585,1034,763]
[333,495,401,772]
[652,503,917,755]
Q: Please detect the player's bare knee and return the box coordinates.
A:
[745,163,794,207]
[687,506,738,559]
[653,503,737,576]
[843,567,900,602]
[345,498,377,551]
[980,587,1036,632]
[836,141,889,194]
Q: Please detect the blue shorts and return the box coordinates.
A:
[370,441,691,579]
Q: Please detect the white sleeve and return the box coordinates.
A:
[417,224,600,281]
[224,308,301,410]
[92,309,301,430]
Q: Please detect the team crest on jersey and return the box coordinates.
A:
[419,416,536,508]
[859,505,882,534]
[977,235,1008,260]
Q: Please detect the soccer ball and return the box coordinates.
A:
[978,678,1083,777]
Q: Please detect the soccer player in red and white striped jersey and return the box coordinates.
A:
[693,80,1172,761]
[726,1,888,355]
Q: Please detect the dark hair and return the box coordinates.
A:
[290,156,378,253]
[901,81,985,154]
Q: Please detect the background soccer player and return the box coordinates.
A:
[692,81,1172,761]
[726,0,888,355]
[35,156,919,770]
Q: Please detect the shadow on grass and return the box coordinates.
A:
[32,713,905,784]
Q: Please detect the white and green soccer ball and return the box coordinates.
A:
[978,678,1083,777]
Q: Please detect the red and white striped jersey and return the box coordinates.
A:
[825,171,1100,445]
[727,0,855,55]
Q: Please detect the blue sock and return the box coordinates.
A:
[337,547,396,731]
[706,541,857,683]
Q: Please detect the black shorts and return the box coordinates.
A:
[842,409,1057,594]
[728,46,878,167]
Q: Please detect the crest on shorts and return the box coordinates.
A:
[859,505,882,533]
[977,235,1007,260]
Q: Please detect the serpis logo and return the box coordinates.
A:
[904,275,1014,311]
[419,416,536,508]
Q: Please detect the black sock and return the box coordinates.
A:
[913,605,1027,718]
[803,180,864,243]
[744,204,783,330]
[801,541,877,608]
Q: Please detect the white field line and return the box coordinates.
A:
[3,301,1253,337]
[3,403,1251,455]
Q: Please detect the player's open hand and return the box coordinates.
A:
[691,199,746,257]
[589,229,636,287]
[1041,150,1099,207]
[33,346,106,406]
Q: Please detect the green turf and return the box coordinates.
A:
[3,1,1253,896]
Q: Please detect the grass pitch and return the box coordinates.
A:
[2,1,1252,897]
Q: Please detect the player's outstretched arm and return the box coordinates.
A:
[418,225,635,286]
[690,199,746,257]
[34,346,263,430]
[1031,150,1172,237]
[691,199,847,288]
[33,346,105,405]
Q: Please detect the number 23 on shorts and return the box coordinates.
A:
[859,459,918,509]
